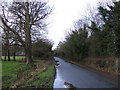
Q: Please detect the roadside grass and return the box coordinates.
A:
[25,64,54,88]
[2,61,33,88]
[2,59,54,88]
[34,59,46,63]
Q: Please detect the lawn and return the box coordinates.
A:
[25,64,55,88]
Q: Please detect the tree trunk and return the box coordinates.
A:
[115,57,118,73]
[7,39,10,61]
[4,52,6,61]
[13,52,16,61]
[24,50,26,62]
[25,46,32,64]
[24,2,33,64]
[5,30,10,61]
[25,26,33,64]
[7,48,10,61]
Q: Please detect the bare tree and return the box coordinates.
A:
[0,1,52,63]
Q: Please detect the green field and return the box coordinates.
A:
[2,56,46,62]
[2,56,25,61]
[2,61,27,88]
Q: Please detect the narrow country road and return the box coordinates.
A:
[53,57,118,88]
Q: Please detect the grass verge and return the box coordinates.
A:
[25,64,54,88]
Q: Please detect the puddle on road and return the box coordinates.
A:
[53,66,67,88]
[54,63,76,89]
[55,60,59,63]
[54,59,76,89]
[55,60,60,67]
[64,82,76,89]
[55,63,60,67]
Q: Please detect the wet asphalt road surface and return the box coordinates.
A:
[53,57,118,88]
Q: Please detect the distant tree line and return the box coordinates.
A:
[55,1,120,63]
[32,38,53,59]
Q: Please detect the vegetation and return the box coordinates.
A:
[0,61,1,81]
[1,0,120,89]
[0,61,2,88]
[32,39,53,59]
[2,56,25,61]
[0,1,54,89]
[0,1,52,63]
[2,60,54,89]
[2,61,26,88]
[0,0,54,89]
[55,1,120,73]
[25,64,54,88]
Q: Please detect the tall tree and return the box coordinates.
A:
[2,27,11,61]
[98,1,120,57]
[0,1,52,63]
[56,24,88,62]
